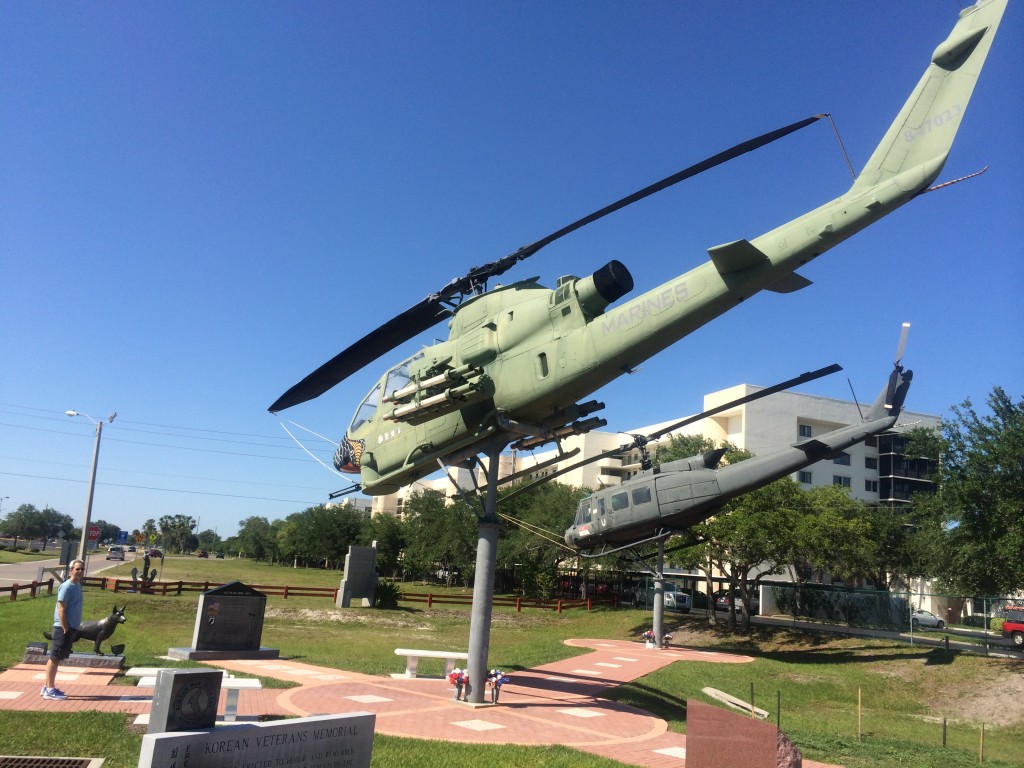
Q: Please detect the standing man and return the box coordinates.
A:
[43,559,85,700]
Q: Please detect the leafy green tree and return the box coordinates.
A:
[922,387,1024,595]
[498,481,587,597]
[402,493,477,586]
[653,434,720,465]
[278,504,367,568]
[91,519,124,546]
[237,516,275,562]
[2,504,40,549]
[158,514,197,553]
[196,529,221,551]
[787,485,875,585]
[362,512,406,578]
[37,507,75,551]
[678,478,804,631]
[858,504,939,591]
[141,519,158,541]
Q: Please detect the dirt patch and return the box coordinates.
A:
[264,606,431,630]
[925,658,1024,727]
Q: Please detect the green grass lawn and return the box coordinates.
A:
[3,557,1022,768]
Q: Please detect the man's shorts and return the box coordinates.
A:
[49,626,77,661]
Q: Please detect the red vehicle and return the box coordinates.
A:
[197,550,208,558]
[1002,605,1024,647]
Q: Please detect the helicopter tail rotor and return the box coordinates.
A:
[865,323,913,421]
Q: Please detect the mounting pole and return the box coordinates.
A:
[653,539,665,645]
[465,447,501,703]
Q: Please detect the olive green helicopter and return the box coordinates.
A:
[270,0,1005,518]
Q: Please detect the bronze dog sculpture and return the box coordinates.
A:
[44,604,127,654]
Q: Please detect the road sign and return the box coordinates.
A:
[87,525,101,543]
[117,530,129,545]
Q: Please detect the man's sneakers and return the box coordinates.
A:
[41,687,67,700]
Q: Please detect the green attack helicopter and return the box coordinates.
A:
[270,0,1005,500]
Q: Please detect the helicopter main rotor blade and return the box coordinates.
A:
[268,300,445,413]
[504,113,826,267]
[640,363,842,444]
[500,362,841,502]
[270,115,826,412]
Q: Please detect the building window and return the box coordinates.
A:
[865,479,879,493]
[865,457,878,470]
[833,475,851,488]
[833,452,851,466]
[798,471,812,484]
[864,435,877,448]
[799,424,812,438]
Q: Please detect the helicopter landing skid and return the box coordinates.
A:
[577,530,673,559]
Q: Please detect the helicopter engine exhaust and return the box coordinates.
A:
[575,260,634,318]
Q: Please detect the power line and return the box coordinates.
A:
[0,454,331,492]
[0,471,326,505]
[0,421,332,461]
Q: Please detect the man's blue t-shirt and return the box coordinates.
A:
[54,579,84,629]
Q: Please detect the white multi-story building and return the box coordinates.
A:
[367,381,939,517]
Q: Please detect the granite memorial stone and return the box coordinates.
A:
[138,712,375,768]
[149,669,224,734]
[337,545,377,608]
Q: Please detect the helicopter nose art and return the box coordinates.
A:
[334,435,365,474]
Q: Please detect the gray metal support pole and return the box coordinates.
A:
[77,419,104,571]
[652,538,665,645]
[466,450,501,703]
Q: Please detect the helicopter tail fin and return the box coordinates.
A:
[849,0,1006,197]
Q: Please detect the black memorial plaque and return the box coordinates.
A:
[192,582,267,652]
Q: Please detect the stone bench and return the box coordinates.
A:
[126,667,262,722]
[393,648,468,679]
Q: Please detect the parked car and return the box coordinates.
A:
[714,590,760,616]
[1000,606,1024,647]
[127,545,136,552]
[911,609,945,629]
[147,548,163,558]
[105,545,125,561]
[621,579,691,613]
[215,552,225,559]
[197,550,209,558]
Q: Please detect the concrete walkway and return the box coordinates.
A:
[0,639,841,768]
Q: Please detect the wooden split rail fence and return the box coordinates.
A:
[4,576,609,612]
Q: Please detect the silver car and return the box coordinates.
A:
[911,609,945,630]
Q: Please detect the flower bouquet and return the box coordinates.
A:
[486,668,510,703]
[448,667,469,701]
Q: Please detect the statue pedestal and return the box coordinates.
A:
[23,644,125,669]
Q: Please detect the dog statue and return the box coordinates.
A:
[44,605,127,655]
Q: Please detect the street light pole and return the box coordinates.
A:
[67,410,116,570]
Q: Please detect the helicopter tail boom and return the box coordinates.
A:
[850,0,1006,195]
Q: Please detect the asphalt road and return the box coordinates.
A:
[0,555,118,586]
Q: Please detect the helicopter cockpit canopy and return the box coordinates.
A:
[349,352,425,433]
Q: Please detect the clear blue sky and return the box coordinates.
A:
[2,1,1021,540]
